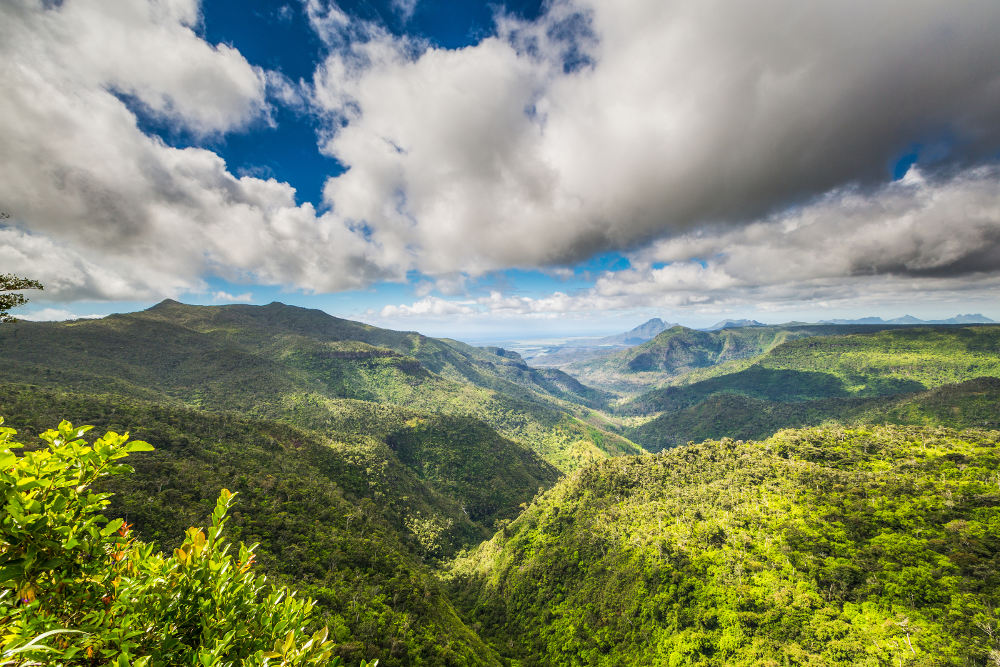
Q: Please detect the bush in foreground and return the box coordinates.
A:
[0,417,375,666]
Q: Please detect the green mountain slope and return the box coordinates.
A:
[0,301,638,470]
[623,365,869,416]
[862,375,1000,428]
[0,382,531,665]
[451,425,1000,665]
[4,304,1000,665]
[566,324,902,394]
[664,325,1000,393]
[144,299,612,410]
[0,302,635,660]
[624,326,1000,451]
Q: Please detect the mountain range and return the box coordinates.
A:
[2,301,999,664]
[817,313,996,325]
[519,313,997,369]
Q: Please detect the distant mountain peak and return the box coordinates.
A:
[704,319,765,331]
[886,314,923,324]
[947,313,997,324]
[595,317,677,345]
[147,298,183,310]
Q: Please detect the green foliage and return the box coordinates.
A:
[623,366,864,416]
[451,425,1000,665]
[4,302,998,665]
[0,418,369,666]
[568,324,1000,411]
[627,326,1000,415]
[862,376,1000,429]
[0,274,43,323]
[630,392,867,452]
[385,414,559,529]
[0,387,504,665]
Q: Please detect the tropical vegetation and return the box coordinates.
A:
[0,417,374,666]
[451,425,1000,665]
[2,302,999,665]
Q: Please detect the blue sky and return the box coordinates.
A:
[3,0,1000,340]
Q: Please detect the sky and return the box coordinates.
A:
[2,0,1000,340]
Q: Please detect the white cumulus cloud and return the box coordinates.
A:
[4,0,1000,313]
[0,0,390,302]
[18,308,104,322]
[212,291,253,302]
[379,296,477,317]
[311,0,1000,278]
[375,166,1000,319]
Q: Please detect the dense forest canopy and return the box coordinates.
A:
[450,425,1000,665]
[2,302,999,665]
[0,418,375,666]
[5,0,1000,662]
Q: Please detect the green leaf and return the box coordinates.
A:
[101,518,125,537]
[125,440,154,453]
[15,477,40,491]
[0,563,25,584]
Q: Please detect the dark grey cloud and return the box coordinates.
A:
[377,166,1000,319]
[3,0,1000,311]
[313,0,1000,274]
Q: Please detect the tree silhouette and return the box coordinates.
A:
[0,273,43,322]
[0,211,44,322]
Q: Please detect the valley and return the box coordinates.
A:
[2,304,999,665]
[6,2,1000,664]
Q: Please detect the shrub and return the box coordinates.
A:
[0,418,375,666]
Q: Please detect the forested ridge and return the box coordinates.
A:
[621,325,1000,452]
[0,300,638,472]
[451,425,1000,665]
[566,324,912,393]
[0,384,512,665]
[2,303,1000,665]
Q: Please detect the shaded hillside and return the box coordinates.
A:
[476,346,614,410]
[623,366,868,416]
[631,377,1000,451]
[0,301,638,470]
[676,325,1000,389]
[864,375,1000,428]
[0,382,552,665]
[451,425,1000,665]
[0,381,560,549]
[566,324,902,394]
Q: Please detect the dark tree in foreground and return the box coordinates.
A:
[0,273,43,322]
